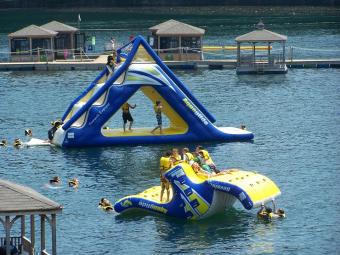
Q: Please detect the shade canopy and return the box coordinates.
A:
[149,19,205,36]
[236,28,287,43]
[0,179,62,215]
[8,25,58,38]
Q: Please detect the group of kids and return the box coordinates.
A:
[159,145,219,202]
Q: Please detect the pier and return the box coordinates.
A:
[0,57,339,71]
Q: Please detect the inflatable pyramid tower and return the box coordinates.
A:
[52,36,254,147]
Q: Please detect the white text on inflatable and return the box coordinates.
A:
[183,98,209,125]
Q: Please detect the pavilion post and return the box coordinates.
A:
[51,214,57,255]
[252,42,256,67]
[5,216,10,255]
[282,41,286,64]
[237,42,240,67]
[40,215,46,254]
[30,215,35,255]
[268,42,271,65]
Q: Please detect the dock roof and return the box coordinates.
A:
[149,19,205,36]
[236,21,287,42]
[0,179,62,216]
[41,20,78,33]
[8,24,58,38]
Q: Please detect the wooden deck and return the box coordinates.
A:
[0,56,339,71]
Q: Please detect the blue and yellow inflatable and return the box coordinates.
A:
[114,163,281,220]
[52,36,253,147]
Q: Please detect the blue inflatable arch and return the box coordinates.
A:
[52,36,254,147]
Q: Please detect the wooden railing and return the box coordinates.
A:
[0,236,22,254]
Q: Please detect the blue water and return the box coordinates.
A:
[0,67,339,254]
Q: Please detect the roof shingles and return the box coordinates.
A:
[0,179,62,215]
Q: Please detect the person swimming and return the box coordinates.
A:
[25,129,33,137]
[13,138,22,147]
[99,198,113,211]
[68,178,79,188]
[49,176,61,185]
[0,139,7,146]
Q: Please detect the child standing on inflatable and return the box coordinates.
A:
[121,102,136,132]
[160,151,173,202]
[151,100,163,134]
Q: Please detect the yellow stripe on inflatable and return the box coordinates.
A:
[209,169,281,205]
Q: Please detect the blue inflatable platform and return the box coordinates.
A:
[52,36,254,147]
[114,163,281,220]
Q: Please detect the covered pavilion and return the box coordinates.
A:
[0,179,63,255]
[235,21,288,74]
[8,25,58,62]
[41,21,79,59]
[149,19,205,61]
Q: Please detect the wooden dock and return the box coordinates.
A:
[0,56,339,71]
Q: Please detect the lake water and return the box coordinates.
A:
[1,7,340,255]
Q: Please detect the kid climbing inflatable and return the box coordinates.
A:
[51,36,254,147]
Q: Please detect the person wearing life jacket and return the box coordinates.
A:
[171,148,182,165]
[13,138,22,147]
[160,151,173,202]
[196,145,219,174]
[151,100,163,135]
[99,198,113,211]
[68,178,79,188]
[182,147,194,165]
[121,102,136,132]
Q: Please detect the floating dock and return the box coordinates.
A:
[0,57,339,71]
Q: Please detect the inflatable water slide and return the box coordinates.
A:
[52,36,254,147]
[114,163,281,220]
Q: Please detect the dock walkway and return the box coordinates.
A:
[0,55,339,71]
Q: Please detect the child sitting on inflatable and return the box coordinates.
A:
[195,145,219,174]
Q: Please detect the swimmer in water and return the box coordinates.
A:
[25,129,33,137]
[0,139,7,146]
[99,198,113,211]
[49,176,61,185]
[13,138,22,147]
[68,178,79,188]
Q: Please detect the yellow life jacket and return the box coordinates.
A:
[160,156,172,171]
[184,152,194,162]
[172,154,182,165]
[200,149,215,165]
[122,103,129,113]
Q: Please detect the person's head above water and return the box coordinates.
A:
[25,129,32,136]
[107,55,114,64]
